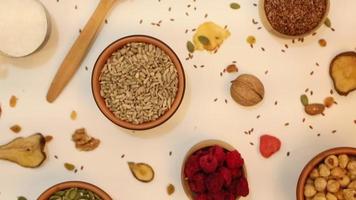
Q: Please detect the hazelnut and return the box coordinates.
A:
[319,164,331,177]
[315,177,327,192]
[230,74,264,106]
[327,180,340,193]
[343,189,356,200]
[326,193,337,200]
[339,154,350,169]
[348,181,356,190]
[305,184,317,197]
[339,175,351,188]
[325,155,339,169]
[331,167,346,178]
[310,168,320,179]
[313,193,327,200]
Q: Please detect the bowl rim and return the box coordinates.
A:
[258,0,330,39]
[37,181,112,200]
[181,139,248,200]
[296,147,356,200]
[91,35,186,131]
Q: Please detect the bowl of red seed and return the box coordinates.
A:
[259,0,330,38]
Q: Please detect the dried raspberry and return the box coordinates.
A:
[230,167,242,179]
[207,191,225,200]
[209,145,226,166]
[206,173,224,193]
[227,180,238,196]
[218,167,232,187]
[199,154,218,173]
[236,177,249,197]
[188,173,206,193]
[259,134,281,158]
[185,154,201,178]
[224,192,235,200]
[195,194,209,200]
[225,150,244,169]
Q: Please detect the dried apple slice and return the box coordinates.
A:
[330,52,356,96]
[0,133,46,168]
[128,162,155,183]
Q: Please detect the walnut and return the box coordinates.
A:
[72,128,100,151]
[230,74,264,106]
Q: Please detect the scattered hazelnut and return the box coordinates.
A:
[325,155,339,169]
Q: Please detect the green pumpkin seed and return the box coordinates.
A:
[186,41,195,53]
[198,36,210,46]
[324,17,331,28]
[49,195,62,200]
[17,197,27,200]
[64,162,75,171]
[65,188,78,199]
[300,94,309,106]
[230,2,241,9]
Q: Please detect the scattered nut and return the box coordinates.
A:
[225,64,238,73]
[10,124,22,133]
[230,74,265,106]
[305,104,325,116]
[72,128,100,151]
[9,95,18,107]
[339,154,350,169]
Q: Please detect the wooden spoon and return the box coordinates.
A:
[46,0,116,103]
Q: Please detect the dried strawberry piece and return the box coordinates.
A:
[218,167,232,187]
[225,150,244,169]
[189,173,206,193]
[206,173,224,193]
[185,154,201,178]
[195,194,209,200]
[199,153,218,173]
[259,134,281,158]
[236,177,249,197]
[209,145,226,166]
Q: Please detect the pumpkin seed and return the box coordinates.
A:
[64,162,75,171]
[300,94,309,106]
[17,197,27,200]
[49,196,62,200]
[49,188,102,200]
[65,188,78,199]
[186,41,195,53]
[198,35,210,46]
[230,2,240,9]
[324,17,331,28]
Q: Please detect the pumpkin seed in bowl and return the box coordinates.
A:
[49,187,102,200]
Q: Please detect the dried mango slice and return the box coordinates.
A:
[330,52,356,96]
[193,22,230,52]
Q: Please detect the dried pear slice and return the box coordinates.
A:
[0,133,46,168]
[330,52,356,96]
[128,162,155,183]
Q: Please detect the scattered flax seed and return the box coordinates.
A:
[105,19,108,24]
[316,62,320,66]
[305,88,309,93]
[214,98,218,102]
[80,166,84,170]
[281,49,286,53]
[331,27,335,32]
[10,124,21,133]
[225,99,228,104]
[257,27,262,30]
[256,115,261,119]
[54,155,58,159]
[169,151,172,156]
[249,142,254,146]
[170,18,175,21]
[121,154,125,158]
[309,125,314,130]
[200,65,205,68]
[187,4,191,8]
[204,13,208,18]
[74,169,78,173]
[64,163,75,171]
[185,12,189,16]
[168,7,172,12]
[252,19,258,25]
[284,44,289,48]
[330,89,334,95]
[310,90,313,96]
[74,5,78,9]
[167,184,175,195]
[310,71,314,75]
[332,130,337,134]
[220,72,223,76]
[253,3,257,7]
[261,47,265,51]
[45,135,53,143]
[70,110,77,120]
[354,120,356,124]
[265,70,269,75]
[232,61,237,64]
[79,29,82,34]
[317,133,321,137]
[85,66,88,71]
[287,152,290,157]
[0,104,2,118]
[9,95,18,107]
[193,65,197,68]
[185,29,189,34]
[284,122,290,126]
[318,39,327,47]
[139,19,143,24]
[274,101,278,105]
[303,118,306,123]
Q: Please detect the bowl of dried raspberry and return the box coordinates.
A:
[181,140,250,200]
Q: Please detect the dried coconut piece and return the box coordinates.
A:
[9,95,18,107]
[72,128,100,151]
[10,124,21,133]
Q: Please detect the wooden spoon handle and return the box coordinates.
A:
[47,0,116,103]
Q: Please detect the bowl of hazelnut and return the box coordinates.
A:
[296,147,356,200]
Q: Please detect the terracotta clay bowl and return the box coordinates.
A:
[92,35,185,130]
[259,0,330,39]
[181,140,248,200]
[37,181,112,200]
[296,147,356,200]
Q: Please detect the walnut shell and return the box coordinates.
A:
[230,74,265,106]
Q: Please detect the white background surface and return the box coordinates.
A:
[0,0,356,199]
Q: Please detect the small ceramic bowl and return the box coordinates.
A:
[259,0,330,39]
[92,35,185,130]
[296,147,356,200]
[37,181,112,200]
[181,140,248,200]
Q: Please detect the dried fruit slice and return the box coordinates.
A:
[330,52,356,96]
[128,162,155,183]
[0,133,46,168]
[259,135,281,158]
[193,21,230,51]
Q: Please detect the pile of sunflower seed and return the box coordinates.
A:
[99,42,179,125]
[49,188,101,200]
